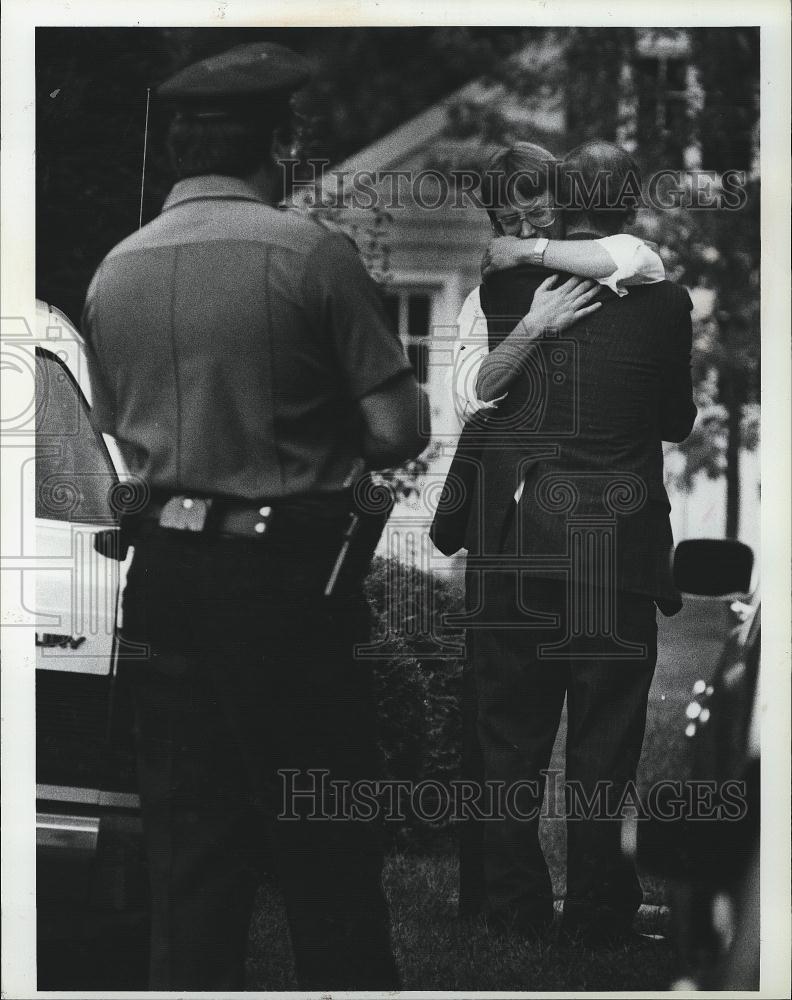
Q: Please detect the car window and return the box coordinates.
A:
[35,348,117,523]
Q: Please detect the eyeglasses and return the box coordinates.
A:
[493,205,556,234]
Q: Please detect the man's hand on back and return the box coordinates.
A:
[521,275,602,336]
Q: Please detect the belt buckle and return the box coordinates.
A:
[158,495,213,531]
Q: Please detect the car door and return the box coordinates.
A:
[36,343,121,673]
[32,306,150,990]
[34,303,138,800]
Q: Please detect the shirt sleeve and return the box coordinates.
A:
[594,233,665,297]
[305,230,413,400]
[452,286,503,421]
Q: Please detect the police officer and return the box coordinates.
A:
[81,42,429,991]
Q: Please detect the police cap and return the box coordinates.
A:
[158,42,311,102]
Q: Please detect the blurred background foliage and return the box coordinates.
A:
[36,26,759,536]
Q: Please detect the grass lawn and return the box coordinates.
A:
[246,596,732,991]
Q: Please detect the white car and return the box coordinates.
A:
[25,302,147,987]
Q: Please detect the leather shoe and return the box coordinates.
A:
[557,923,667,949]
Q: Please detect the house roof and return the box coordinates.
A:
[330,79,489,178]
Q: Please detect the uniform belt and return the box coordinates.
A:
[139,495,279,539]
[120,486,392,597]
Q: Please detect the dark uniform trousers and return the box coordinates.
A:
[121,524,399,991]
[462,563,657,936]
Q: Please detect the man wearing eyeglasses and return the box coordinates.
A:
[434,140,696,946]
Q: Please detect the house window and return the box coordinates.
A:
[382,288,434,384]
[635,56,689,163]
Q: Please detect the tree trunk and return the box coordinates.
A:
[721,366,743,540]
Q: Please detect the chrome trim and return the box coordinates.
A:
[36,813,99,853]
[37,783,140,809]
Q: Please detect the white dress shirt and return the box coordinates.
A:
[449,234,665,503]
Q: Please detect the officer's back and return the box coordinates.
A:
[83,116,422,500]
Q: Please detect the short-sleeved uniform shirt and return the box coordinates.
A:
[81,175,412,499]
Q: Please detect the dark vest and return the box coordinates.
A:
[431,262,696,615]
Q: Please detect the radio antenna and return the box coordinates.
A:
[138,87,151,229]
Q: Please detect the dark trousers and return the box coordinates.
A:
[463,570,657,934]
[121,528,398,991]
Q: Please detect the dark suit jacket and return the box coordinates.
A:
[431,260,696,611]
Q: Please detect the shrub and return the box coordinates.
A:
[364,556,466,850]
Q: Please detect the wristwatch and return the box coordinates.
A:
[525,237,549,266]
